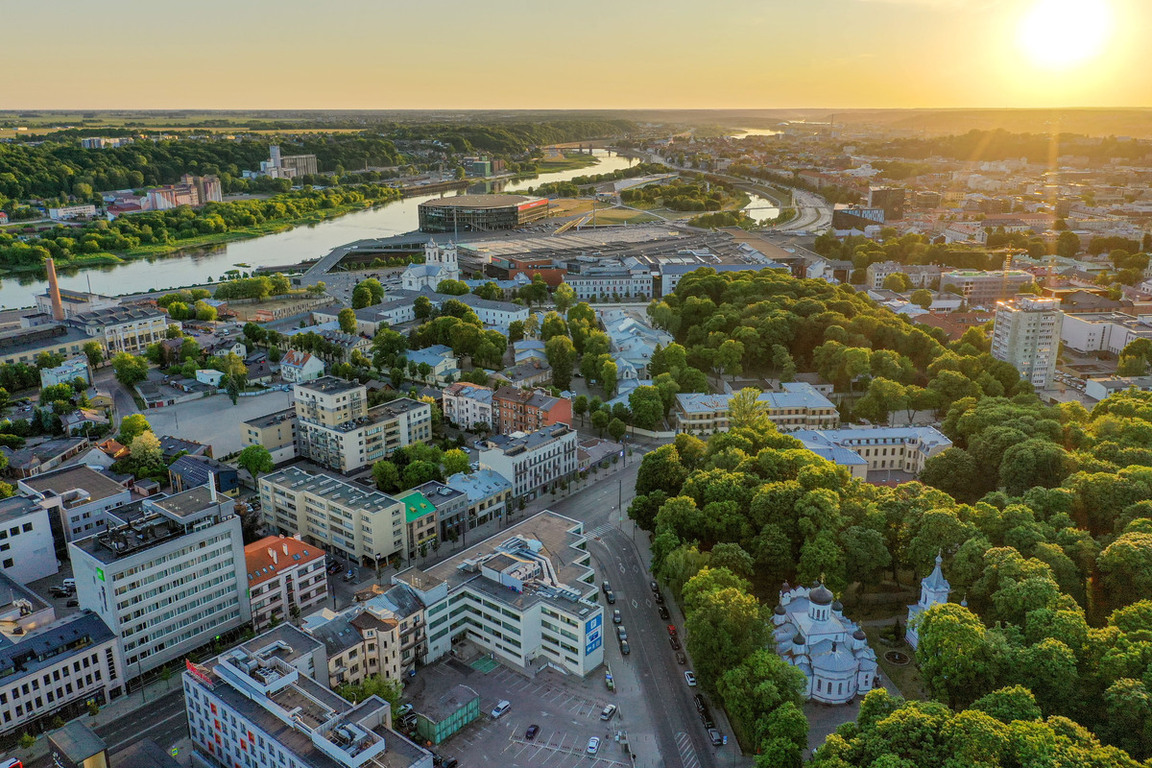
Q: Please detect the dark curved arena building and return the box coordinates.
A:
[418,194,549,233]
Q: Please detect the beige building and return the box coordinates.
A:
[302,608,403,688]
[68,306,173,355]
[294,378,432,473]
[244,535,329,631]
[794,427,953,480]
[674,383,839,435]
[243,407,298,464]
[259,466,406,567]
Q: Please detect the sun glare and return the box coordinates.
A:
[1018,0,1113,70]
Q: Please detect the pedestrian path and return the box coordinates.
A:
[675,730,702,768]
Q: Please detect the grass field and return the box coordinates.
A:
[533,152,600,173]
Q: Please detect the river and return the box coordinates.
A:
[0,148,772,308]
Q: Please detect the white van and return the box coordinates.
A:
[62,578,76,591]
[490,700,511,719]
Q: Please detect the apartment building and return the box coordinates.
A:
[441,382,494,430]
[793,427,953,480]
[67,306,172,356]
[1060,311,1152,356]
[48,205,98,221]
[446,469,513,527]
[259,466,406,568]
[397,490,440,560]
[183,625,432,768]
[68,485,250,676]
[19,465,132,547]
[294,378,432,473]
[39,355,91,388]
[991,296,1064,390]
[492,387,573,434]
[301,608,402,688]
[938,270,1034,306]
[395,511,604,677]
[865,261,941,290]
[245,535,329,631]
[411,481,468,540]
[242,408,298,464]
[0,496,57,583]
[279,350,326,383]
[673,383,839,435]
[561,256,654,300]
[0,592,124,740]
[479,424,578,501]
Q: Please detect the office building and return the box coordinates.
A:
[441,382,494,430]
[479,424,577,501]
[673,383,839,435]
[245,535,329,631]
[990,296,1064,390]
[938,270,1035,306]
[68,486,250,676]
[19,464,132,547]
[1060,311,1152,356]
[793,427,953,480]
[294,378,432,473]
[492,387,573,434]
[561,256,654,300]
[243,408,298,464]
[0,496,57,583]
[0,594,124,739]
[418,194,548,233]
[395,510,604,677]
[183,625,432,768]
[48,205,98,221]
[259,466,406,568]
[68,306,172,356]
[445,470,512,528]
[868,187,906,221]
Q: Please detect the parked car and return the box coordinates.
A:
[649,580,659,592]
[654,591,664,604]
[343,569,357,582]
[684,671,697,687]
[676,651,687,665]
[657,605,670,620]
[670,636,681,651]
[602,580,611,593]
[605,590,616,605]
[701,709,715,729]
[525,724,539,741]
[62,578,75,591]
[667,624,678,638]
[49,586,68,597]
[491,700,511,719]
[693,694,706,713]
[442,759,458,768]
[708,728,723,746]
[600,704,617,721]
[327,562,341,575]
[612,610,622,624]
[587,737,601,755]
[621,639,632,655]
[397,704,413,717]
[66,599,79,607]
[616,626,627,642]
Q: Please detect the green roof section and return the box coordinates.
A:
[398,490,436,524]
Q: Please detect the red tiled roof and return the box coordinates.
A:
[244,535,325,586]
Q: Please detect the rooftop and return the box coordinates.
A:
[793,426,952,451]
[20,464,128,505]
[675,383,835,414]
[481,423,574,457]
[0,495,48,526]
[396,490,437,524]
[419,194,539,209]
[445,469,512,504]
[0,611,115,682]
[68,305,165,327]
[263,467,403,514]
[296,376,365,396]
[245,407,298,430]
[246,535,327,587]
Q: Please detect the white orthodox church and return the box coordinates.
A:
[402,240,460,291]
[772,582,879,705]
[905,552,951,649]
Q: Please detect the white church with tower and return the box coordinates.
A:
[905,551,951,650]
[771,581,879,705]
[402,239,460,291]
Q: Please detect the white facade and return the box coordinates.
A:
[245,536,330,631]
[20,465,133,543]
[905,553,951,650]
[39,356,91,389]
[1060,311,1152,356]
[0,497,58,584]
[68,487,251,675]
[279,350,326,383]
[990,297,1064,390]
[48,205,98,221]
[792,427,953,478]
[402,241,460,291]
[772,583,878,705]
[479,424,578,500]
[441,382,494,429]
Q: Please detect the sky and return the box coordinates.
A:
[1,0,1148,110]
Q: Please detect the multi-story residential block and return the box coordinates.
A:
[67,306,172,356]
[938,270,1034,306]
[19,464,132,547]
[673,383,839,435]
[405,345,460,384]
[396,490,439,560]
[446,470,513,527]
[244,535,329,631]
[441,382,494,430]
[39,355,91,389]
[0,496,57,583]
[259,466,406,568]
[243,407,298,464]
[68,485,251,676]
[492,387,573,434]
[0,589,124,740]
[48,205,98,221]
[279,350,326,383]
[479,424,577,501]
[301,608,402,688]
[395,510,604,677]
[991,296,1064,390]
[865,261,941,290]
[1060,311,1152,356]
[561,256,653,300]
[793,427,953,479]
[411,481,468,540]
[183,625,432,768]
[294,378,432,473]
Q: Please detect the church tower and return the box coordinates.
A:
[905,551,950,649]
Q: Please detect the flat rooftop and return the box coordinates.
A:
[245,407,297,430]
[296,376,364,395]
[419,194,538,209]
[22,464,128,503]
[263,466,403,513]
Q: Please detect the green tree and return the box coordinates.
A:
[129,431,163,469]
[600,359,618,397]
[590,409,609,436]
[372,460,400,493]
[573,394,588,425]
[194,300,217,322]
[237,444,274,483]
[82,340,105,368]
[442,448,470,476]
[436,279,470,295]
[685,584,769,688]
[910,288,934,309]
[352,284,373,309]
[117,413,152,445]
[607,417,626,442]
[728,387,769,431]
[628,385,664,429]
[915,603,999,709]
[338,308,357,334]
[882,272,911,292]
[111,352,149,387]
[553,283,576,313]
[544,335,577,389]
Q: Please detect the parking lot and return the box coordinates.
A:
[427,662,632,768]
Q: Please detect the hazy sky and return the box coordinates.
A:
[2,0,1148,109]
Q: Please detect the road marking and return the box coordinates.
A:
[675,730,702,768]
[107,711,186,752]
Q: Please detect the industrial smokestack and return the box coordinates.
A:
[45,258,65,321]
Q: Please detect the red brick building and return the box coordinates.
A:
[493,386,573,434]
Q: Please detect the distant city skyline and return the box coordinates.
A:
[1,0,1148,110]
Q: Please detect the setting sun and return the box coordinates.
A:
[1019,0,1114,70]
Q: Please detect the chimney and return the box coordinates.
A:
[45,258,65,321]
[283,543,289,556]
[268,547,278,565]
[208,472,217,502]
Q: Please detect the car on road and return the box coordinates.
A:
[654,591,664,604]
[343,569,357,582]
[658,605,670,620]
[587,737,600,755]
[490,700,511,718]
[676,651,687,665]
[708,728,723,746]
[66,599,79,607]
[620,640,631,655]
[670,636,681,650]
[650,580,659,592]
[605,589,616,604]
[693,694,706,713]
[684,671,697,686]
[327,562,342,575]
[600,704,618,721]
[616,626,627,641]
[667,624,678,637]
[49,586,69,598]
[602,580,611,593]
[613,610,622,624]
[525,724,539,740]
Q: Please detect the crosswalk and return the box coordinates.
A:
[586,524,614,539]
[675,731,701,768]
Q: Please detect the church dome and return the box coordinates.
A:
[832,600,844,612]
[810,584,834,605]
[774,604,786,615]
[792,632,806,646]
[853,629,866,641]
